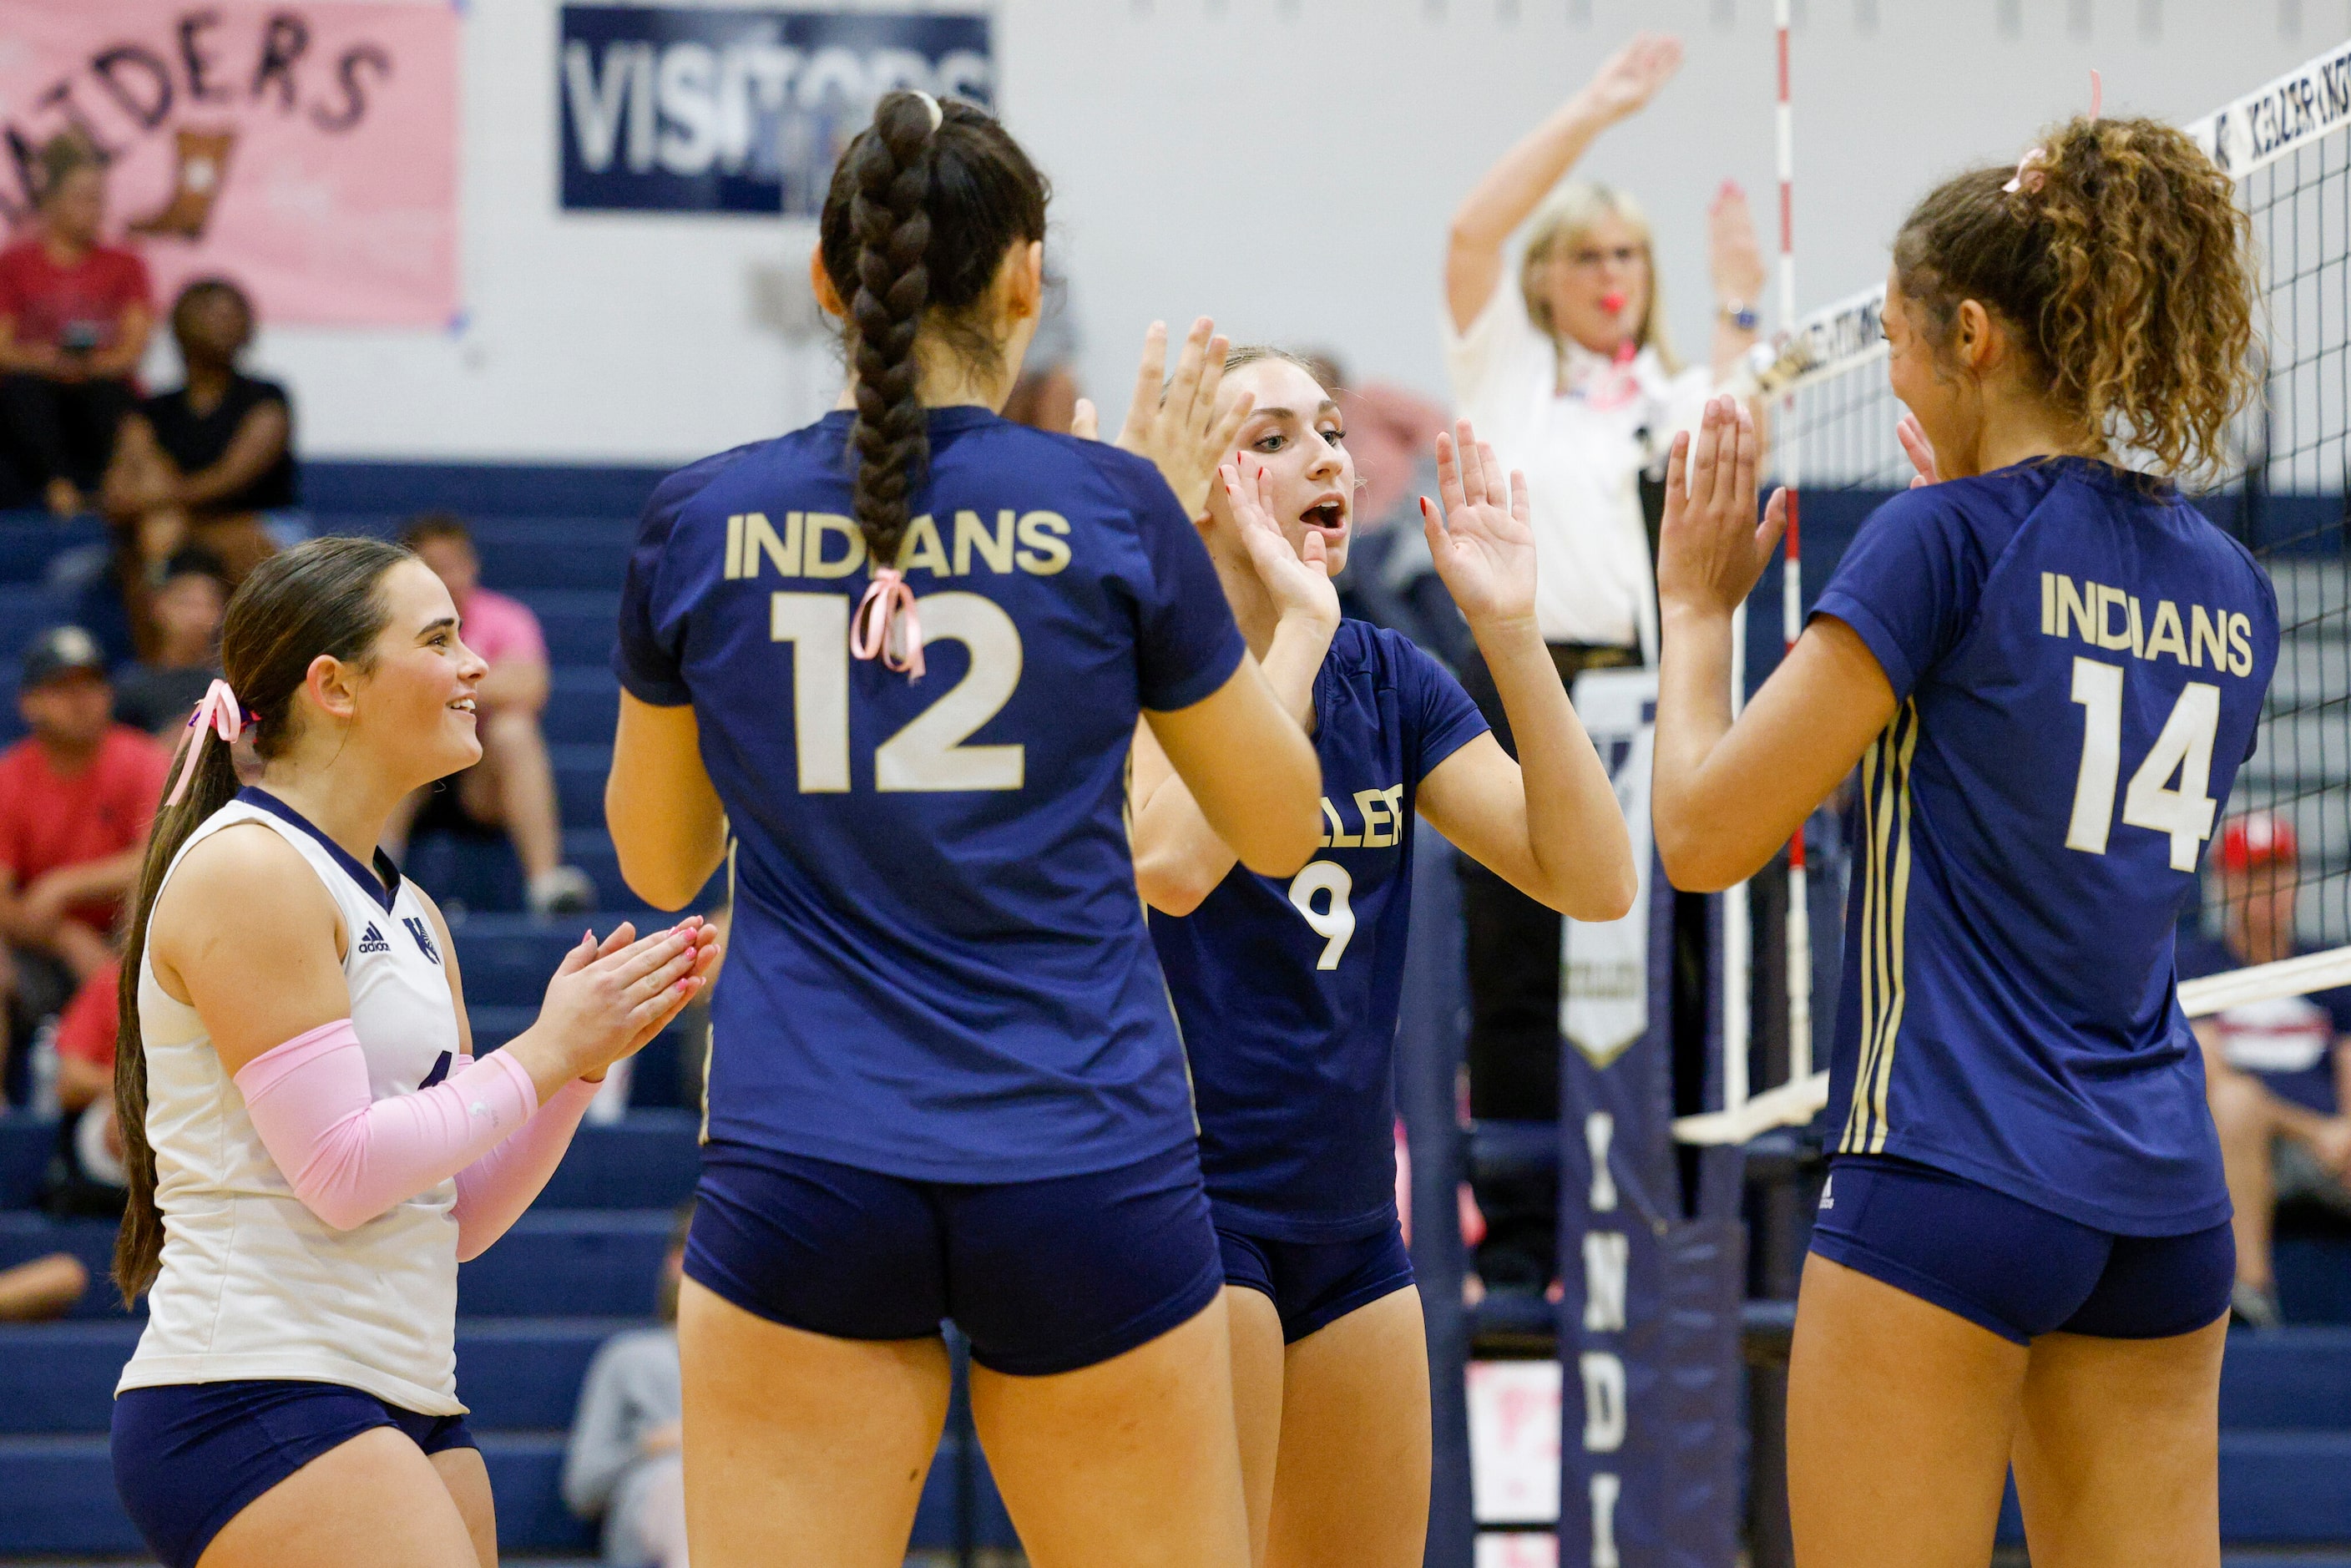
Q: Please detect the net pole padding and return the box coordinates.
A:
[2180,943,2351,1018]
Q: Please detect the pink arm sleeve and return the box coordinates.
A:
[449,1068,599,1262]
[234,1019,541,1232]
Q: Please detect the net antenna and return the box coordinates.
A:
[1677,35,2351,1146]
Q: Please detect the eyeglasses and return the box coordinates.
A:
[1560,245,1645,273]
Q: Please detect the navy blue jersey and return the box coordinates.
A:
[2177,935,2351,1116]
[1150,622,1489,1239]
[616,407,1246,1182]
[1814,457,2278,1233]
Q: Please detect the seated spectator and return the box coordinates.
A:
[2182,812,2351,1329]
[46,956,125,1216]
[0,627,167,1099]
[394,514,594,916]
[0,134,152,518]
[564,1205,689,1568]
[99,276,292,596]
[110,546,228,739]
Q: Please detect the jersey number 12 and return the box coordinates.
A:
[770,591,1024,792]
[2065,655,2220,872]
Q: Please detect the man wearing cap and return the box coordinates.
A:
[2180,811,2351,1329]
[0,626,168,1097]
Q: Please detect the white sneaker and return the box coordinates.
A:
[528,865,597,916]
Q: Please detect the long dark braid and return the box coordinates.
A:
[842,94,938,569]
[819,94,1049,569]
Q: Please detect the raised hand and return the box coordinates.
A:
[1069,397,1100,441]
[1580,33,1683,125]
[533,918,720,1081]
[1423,419,1536,631]
[1896,413,1941,489]
[1209,458,1340,631]
[1708,180,1767,308]
[1656,395,1786,620]
[1111,318,1255,518]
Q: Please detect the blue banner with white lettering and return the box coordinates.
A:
[1559,670,1744,1568]
[557,6,993,215]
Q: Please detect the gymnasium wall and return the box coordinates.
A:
[219,0,2338,464]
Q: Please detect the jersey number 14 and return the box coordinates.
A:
[2065,655,2220,872]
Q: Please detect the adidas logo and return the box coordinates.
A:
[356,923,392,954]
[1818,1176,1834,1211]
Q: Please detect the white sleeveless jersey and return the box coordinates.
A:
[118,792,469,1415]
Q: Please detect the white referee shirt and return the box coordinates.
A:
[1443,281,1711,653]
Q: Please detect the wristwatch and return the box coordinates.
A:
[1721,299,1759,331]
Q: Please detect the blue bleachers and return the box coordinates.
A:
[0,475,1014,1560]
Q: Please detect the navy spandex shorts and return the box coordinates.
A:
[112,1379,475,1568]
[1217,1220,1417,1343]
[1808,1154,2234,1344]
[685,1137,1225,1376]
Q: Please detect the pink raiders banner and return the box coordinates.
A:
[0,1,459,327]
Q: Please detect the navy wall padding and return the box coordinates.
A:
[300,461,675,519]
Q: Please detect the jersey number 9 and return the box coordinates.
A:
[770,591,1024,792]
[1289,861,1357,970]
[2065,655,2221,872]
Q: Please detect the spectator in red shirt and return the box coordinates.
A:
[0,625,169,1097]
[0,135,154,518]
[2184,814,2351,1328]
[392,514,595,915]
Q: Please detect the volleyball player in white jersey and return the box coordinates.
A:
[108,536,718,1568]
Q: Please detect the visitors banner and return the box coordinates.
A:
[0,1,460,327]
[558,6,994,215]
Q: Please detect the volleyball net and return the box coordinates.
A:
[1676,38,2351,1146]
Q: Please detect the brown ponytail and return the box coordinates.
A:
[114,537,412,1302]
[1892,115,2257,486]
[817,94,1048,569]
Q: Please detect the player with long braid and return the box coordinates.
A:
[604,93,1321,1568]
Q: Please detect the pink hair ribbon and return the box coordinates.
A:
[164,678,248,806]
[851,568,926,679]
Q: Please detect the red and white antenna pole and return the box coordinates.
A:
[1777,0,1813,1084]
